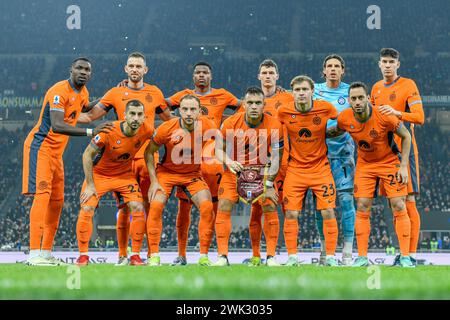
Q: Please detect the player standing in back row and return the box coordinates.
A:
[314,54,355,266]
[371,48,424,266]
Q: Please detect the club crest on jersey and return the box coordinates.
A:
[313,116,321,125]
[318,91,323,96]
[338,96,346,105]
[369,128,379,138]
[145,94,153,103]
[210,97,218,105]
[389,92,396,101]
[53,95,60,105]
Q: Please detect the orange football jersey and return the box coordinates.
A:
[337,106,401,165]
[220,112,284,166]
[278,100,338,172]
[167,88,239,128]
[152,116,217,174]
[90,121,153,176]
[24,80,89,156]
[99,83,167,159]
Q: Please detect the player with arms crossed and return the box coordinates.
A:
[278,76,340,267]
[145,95,216,266]
[76,100,153,266]
[245,59,293,267]
[330,82,414,267]
[22,57,111,266]
[371,48,424,266]
[314,54,355,266]
[78,52,172,265]
[165,62,241,266]
[214,86,284,267]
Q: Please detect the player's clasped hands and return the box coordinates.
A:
[227,161,244,175]
[396,165,409,185]
[80,185,97,204]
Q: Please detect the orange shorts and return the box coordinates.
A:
[217,170,276,206]
[157,166,209,199]
[354,163,408,198]
[22,144,64,200]
[176,160,223,202]
[81,173,143,208]
[283,166,336,211]
[274,165,287,205]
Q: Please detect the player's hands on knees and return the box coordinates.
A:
[263,186,278,205]
[227,161,244,174]
[117,79,128,87]
[396,165,409,185]
[148,182,164,201]
[80,185,97,205]
[379,105,401,117]
[93,122,114,135]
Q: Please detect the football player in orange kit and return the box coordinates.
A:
[244,59,293,267]
[277,75,340,267]
[76,100,153,266]
[371,48,424,266]
[144,94,217,266]
[165,62,241,265]
[329,81,414,267]
[22,57,111,266]
[78,52,172,265]
[213,86,284,267]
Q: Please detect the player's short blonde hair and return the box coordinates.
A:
[290,75,314,89]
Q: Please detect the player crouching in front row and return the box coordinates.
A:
[329,82,414,268]
[76,100,152,266]
[144,95,216,266]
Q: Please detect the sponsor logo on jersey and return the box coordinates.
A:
[298,128,312,138]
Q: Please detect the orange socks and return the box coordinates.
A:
[116,208,130,257]
[176,200,192,257]
[76,209,94,253]
[355,211,371,257]
[29,194,49,250]
[262,211,279,257]
[41,198,64,251]
[323,218,338,256]
[283,218,299,255]
[215,210,232,256]
[147,201,165,254]
[249,203,263,257]
[406,200,420,254]
[393,209,411,256]
[130,211,145,254]
[198,200,214,254]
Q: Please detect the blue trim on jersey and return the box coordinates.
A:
[28,103,52,193]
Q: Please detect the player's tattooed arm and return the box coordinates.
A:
[158,107,174,121]
[395,123,412,185]
[144,141,164,200]
[78,104,108,124]
[80,143,99,204]
[82,98,100,113]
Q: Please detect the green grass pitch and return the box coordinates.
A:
[0,264,449,299]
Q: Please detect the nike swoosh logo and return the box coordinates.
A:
[289,121,297,124]
[112,146,120,149]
